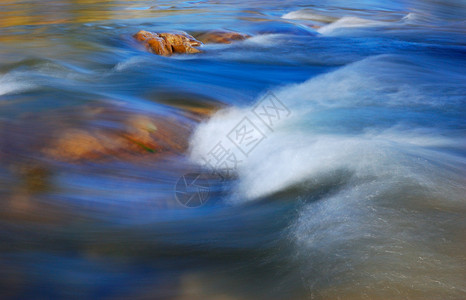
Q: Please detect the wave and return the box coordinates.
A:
[282,9,338,23]
[189,54,466,202]
[317,16,386,35]
[281,9,444,36]
[0,59,94,98]
[0,73,35,96]
[188,52,466,298]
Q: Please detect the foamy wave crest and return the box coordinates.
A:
[189,55,465,203]
[243,33,284,45]
[0,73,35,96]
[282,9,338,23]
[282,9,416,36]
[272,54,463,109]
[317,16,385,35]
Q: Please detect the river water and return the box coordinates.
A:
[0,0,465,299]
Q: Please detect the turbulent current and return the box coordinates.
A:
[0,0,465,299]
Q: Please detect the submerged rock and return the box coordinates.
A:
[45,129,107,161]
[134,30,202,56]
[42,106,190,162]
[195,30,251,44]
[0,103,193,163]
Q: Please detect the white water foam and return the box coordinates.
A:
[282,9,420,36]
[282,9,338,23]
[189,53,466,298]
[189,55,466,202]
[317,16,386,35]
[0,73,35,96]
[243,33,284,46]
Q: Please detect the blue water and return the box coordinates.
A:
[0,0,465,299]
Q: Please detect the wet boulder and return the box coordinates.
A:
[134,30,202,56]
[195,30,251,44]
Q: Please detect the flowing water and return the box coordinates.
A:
[0,0,465,299]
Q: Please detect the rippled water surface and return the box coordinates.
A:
[1,0,465,299]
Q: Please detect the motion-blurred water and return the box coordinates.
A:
[0,0,465,299]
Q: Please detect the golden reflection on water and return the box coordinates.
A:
[0,0,200,28]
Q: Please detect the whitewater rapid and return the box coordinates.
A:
[190,54,465,201]
[188,51,466,298]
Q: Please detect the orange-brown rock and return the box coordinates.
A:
[134,30,202,56]
[147,36,173,56]
[42,107,191,162]
[195,30,251,44]
[158,33,202,53]
[44,129,107,162]
[133,30,156,42]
